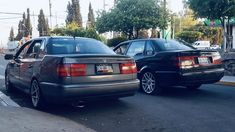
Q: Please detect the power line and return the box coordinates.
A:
[0,12,22,15]
[0,17,22,20]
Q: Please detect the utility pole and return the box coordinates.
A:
[163,0,166,38]
[103,0,106,11]
[223,19,227,52]
[49,0,53,28]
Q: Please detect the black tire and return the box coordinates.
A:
[140,71,162,95]
[30,79,46,109]
[186,84,202,90]
[5,73,15,93]
[223,60,235,76]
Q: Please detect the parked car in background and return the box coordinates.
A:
[7,41,19,52]
[4,36,139,108]
[114,39,224,95]
[192,41,210,50]
[210,44,221,50]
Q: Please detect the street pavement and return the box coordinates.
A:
[0,106,94,132]
[1,54,235,132]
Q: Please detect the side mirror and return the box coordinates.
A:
[4,54,14,60]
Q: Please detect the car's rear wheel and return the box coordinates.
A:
[31,80,45,109]
[186,84,202,90]
[140,71,162,95]
[5,73,15,93]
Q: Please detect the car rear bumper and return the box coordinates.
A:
[40,79,139,103]
[156,68,224,86]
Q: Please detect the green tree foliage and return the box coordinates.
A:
[66,0,83,27]
[66,1,73,24]
[107,37,128,47]
[38,9,50,36]
[96,0,169,39]
[15,9,33,40]
[51,22,101,40]
[15,13,26,40]
[188,0,235,26]
[9,27,14,41]
[85,28,100,40]
[177,24,222,44]
[177,31,202,43]
[87,2,95,29]
[25,8,32,37]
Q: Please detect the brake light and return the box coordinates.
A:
[57,64,86,77]
[212,52,222,65]
[120,62,137,74]
[176,56,195,69]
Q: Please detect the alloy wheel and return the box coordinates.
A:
[141,72,156,94]
[31,80,40,107]
[5,74,10,91]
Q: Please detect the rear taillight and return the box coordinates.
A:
[120,62,137,74]
[57,64,86,77]
[176,56,195,69]
[212,52,222,65]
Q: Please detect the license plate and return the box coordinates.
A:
[96,64,113,74]
[198,57,210,64]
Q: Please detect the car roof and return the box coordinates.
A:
[119,38,176,44]
[30,36,97,41]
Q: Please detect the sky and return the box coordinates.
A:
[0,0,183,47]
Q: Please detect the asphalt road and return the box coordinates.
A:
[0,54,235,132]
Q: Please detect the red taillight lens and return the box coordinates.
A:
[58,64,86,77]
[58,64,71,77]
[70,64,86,76]
[176,56,195,69]
[120,62,137,74]
[212,52,222,65]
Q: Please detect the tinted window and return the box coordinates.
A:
[145,41,154,56]
[26,40,42,58]
[155,40,193,51]
[126,41,145,57]
[115,43,129,55]
[17,41,32,59]
[47,38,115,55]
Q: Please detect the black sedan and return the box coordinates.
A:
[114,39,224,95]
[4,37,139,108]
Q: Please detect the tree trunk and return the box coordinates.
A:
[136,29,139,39]
[220,18,227,52]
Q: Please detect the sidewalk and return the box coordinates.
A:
[0,106,95,132]
[217,76,235,86]
[0,92,95,132]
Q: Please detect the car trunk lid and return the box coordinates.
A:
[176,50,223,71]
[57,54,137,84]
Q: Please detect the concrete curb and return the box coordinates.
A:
[0,91,20,107]
[216,81,235,87]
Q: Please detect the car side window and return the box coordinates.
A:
[38,40,46,58]
[16,41,32,59]
[126,41,145,57]
[115,43,129,55]
[145,41,155,56]
[25,40,43,58]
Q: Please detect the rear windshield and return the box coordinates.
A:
[155,40,194,51]
[47,38,115,55]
